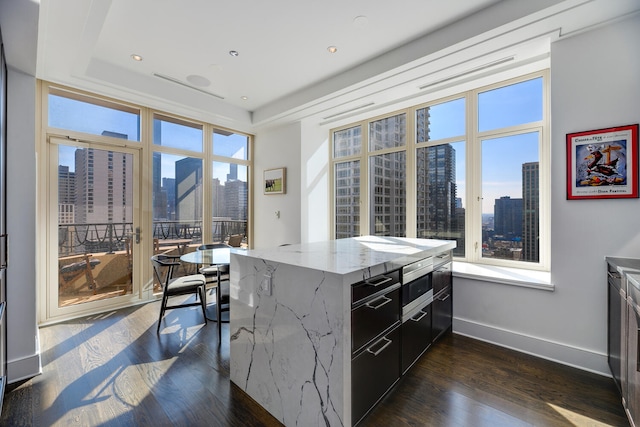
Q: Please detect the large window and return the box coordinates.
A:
[41,83,253,323]
[331,72,549,270]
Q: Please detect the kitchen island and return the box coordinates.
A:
[229,236,455,426]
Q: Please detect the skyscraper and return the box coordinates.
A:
[368,114,406,237]
[494,196,523,239]
[74,148,132,225]
[416,144,457,239]
[333,126,361,239]
[522,162,539,262]
[175,157,203,222]
[58,165,75,224]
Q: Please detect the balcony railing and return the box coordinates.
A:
[58,220,247,256]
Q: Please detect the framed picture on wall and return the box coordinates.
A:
[566,124,639,200]
[264,167,286,195]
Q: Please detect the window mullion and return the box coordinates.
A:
[468,89,482,264]
[406,109,416,238]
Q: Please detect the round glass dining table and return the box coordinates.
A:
[180,248,231,322]
[180,248,230,266]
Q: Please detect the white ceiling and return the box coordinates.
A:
[4,0,639,130]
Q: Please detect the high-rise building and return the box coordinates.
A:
[368,114,406,236]
[416,144,457,239]
[162,177,175,220]
[334,161,360,239]
[494,196,523,239]
[58,165,75,224]
[58,165,75,204]
[224,179,248,221]
[175,157,203,222]
[522,162,540,262]
[74,148,132,225]
[212,177,226,219]
[152,153,165,219]
[416,106,431,143]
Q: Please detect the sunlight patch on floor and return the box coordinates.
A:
[548,403,616,426]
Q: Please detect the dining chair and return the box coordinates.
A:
[227,234,244,247]
[197,243,231,339]
[150,254,207,334]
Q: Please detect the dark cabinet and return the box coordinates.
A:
[432,258,452,343]
[401,301,431,373]
[606,258,640,427]
[0,33,7,415]
[432,286,452,342]
[352,250,453,426]
[607,263,623,394]
[352,326,401,426]
[626,279,640,426]
[351,271,402,426]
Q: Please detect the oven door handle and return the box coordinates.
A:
[410,309,429,322]
[365,295,392,310]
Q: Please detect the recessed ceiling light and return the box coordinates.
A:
[131,54,143,61]
[241,96,248,101]
[327,46,338,54]
[229,50,239,57]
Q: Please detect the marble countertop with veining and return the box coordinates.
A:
[233,236,456,276]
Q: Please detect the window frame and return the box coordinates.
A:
[38,81,254,324]
[330,70,550,271]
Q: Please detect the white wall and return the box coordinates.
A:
[300,120,330,244]
[252,122,302,248]
[454,14,640,375]
[6,68,40,382]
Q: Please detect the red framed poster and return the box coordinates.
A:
[566,124,638,200]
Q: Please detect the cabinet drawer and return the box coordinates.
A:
[352,325,401,426]
[352,270,400,305]
[401,302,432,373]
[352,288,400,353]
[432,261,451,296]
[432,286,452,342]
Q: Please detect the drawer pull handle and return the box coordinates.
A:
[366,276,392,287]
[410,310,429,322]
[366,337,392,357]
[365,295,392,310]
[438,294,450,302]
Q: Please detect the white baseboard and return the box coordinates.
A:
[7,352,42,383]
[453,316,611,377]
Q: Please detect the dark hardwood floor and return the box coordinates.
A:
[0,298,628,426]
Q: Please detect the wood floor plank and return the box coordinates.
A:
[0,301,628,427]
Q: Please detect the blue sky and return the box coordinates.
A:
[428,77,542,213]
[53,76,542,214]
[51,95,247,183]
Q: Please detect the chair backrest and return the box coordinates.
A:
[227,234,243,247]
[197,243,230,251]
[150,254,179,288]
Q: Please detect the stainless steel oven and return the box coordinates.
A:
[402,257,433,313]
[401,257,433,373]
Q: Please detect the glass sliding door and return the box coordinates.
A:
[52,140,140,314]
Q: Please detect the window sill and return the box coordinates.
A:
[452,262,554,291]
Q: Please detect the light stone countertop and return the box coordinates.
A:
[234,236,456,276]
